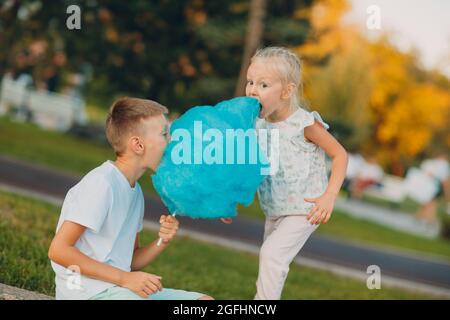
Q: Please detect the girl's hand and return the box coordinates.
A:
[220,218,233,224]
[159,215,179,244]
[305,192,337,225]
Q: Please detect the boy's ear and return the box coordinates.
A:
[130,136,145,155]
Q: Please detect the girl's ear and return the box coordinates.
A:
[281,83,296,100]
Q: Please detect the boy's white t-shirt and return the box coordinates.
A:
[51,160,145,300]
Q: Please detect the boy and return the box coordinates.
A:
[48,97,213,300]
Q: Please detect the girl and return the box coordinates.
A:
[245,46,348,299]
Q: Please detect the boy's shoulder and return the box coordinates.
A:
[68,161,144,201]
[70,161,114,193]
[71,161,144,195]
[83,160,114,180]
[61,162,115,218]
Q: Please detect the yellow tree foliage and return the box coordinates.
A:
[378,84,449,155]
[295,0,450,173]
[296,0,373,150]
[296,0,350,61]
[368,40,450,172]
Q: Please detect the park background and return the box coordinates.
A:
[0,0,449,300]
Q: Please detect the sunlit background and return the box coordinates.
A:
[0,0,449,300]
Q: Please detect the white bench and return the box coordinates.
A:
[364,174,406,204]
[0,76,29,115]
[28,90,86,131]
[0,76,87,131]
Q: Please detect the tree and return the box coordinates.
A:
[234,0,267,97]
[0,0,314,111]
[297,0,372,150]
[367,39,450,174]
[296,0,450,174]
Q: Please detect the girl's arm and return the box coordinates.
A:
[304,121,348,224]
[48,221,162,298]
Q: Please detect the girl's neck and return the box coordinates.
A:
[266,103,296,123]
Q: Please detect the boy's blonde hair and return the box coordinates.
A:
[251,46,303,110]
[106,97,168,156]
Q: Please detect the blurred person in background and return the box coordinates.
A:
[415,154,449,223]
[342,152,365,198]
[350,155,384,199]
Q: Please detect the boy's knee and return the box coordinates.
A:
[198,295,214,300]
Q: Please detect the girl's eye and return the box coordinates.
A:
[261,83,268,88]
[247,80,253,85]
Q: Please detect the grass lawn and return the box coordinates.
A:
[0,116,113,175]
[238,200,450,262]
[0,190,443,300]
[0,116,156,194]
[85,102,109,126]
[360,193,421,215]
[2,116,450,262]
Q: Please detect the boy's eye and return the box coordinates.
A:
[261,83,268,88]
[247,80,253,85]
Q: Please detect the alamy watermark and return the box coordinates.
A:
[366,5,381,30]
[66,265,82,290]
[169,121,280,176]
[66,5,81,30]
[366,265,381,290]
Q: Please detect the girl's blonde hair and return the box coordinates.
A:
[251,46,303,110]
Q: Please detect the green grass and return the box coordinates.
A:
[2,116,450,261]
[360,193,420,214]
[355,189,447,219]
[85,102,109,125]
[0,116,156,194]
[316,209,450,258]
[239,200,450,262]
[0,190,443,299]
[0,116,113,175]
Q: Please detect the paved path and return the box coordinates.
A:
[1,155,450,297]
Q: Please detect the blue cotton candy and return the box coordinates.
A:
[151,97,269,219]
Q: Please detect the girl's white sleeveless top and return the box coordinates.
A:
[256,108,329,217]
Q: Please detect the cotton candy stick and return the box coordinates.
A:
[156,213,176,246]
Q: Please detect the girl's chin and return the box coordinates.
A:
[259,108,269,118]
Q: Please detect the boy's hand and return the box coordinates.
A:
[220,218,233,224]
[120,271,162,298]
[305,192,337,225]
[159,215,179,244]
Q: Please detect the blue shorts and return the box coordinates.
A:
[89,285,205,300]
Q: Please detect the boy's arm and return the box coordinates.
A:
[131,234,168,271]
[131,215,178,271]
[48,220,162,298]
[48,221,124,285]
